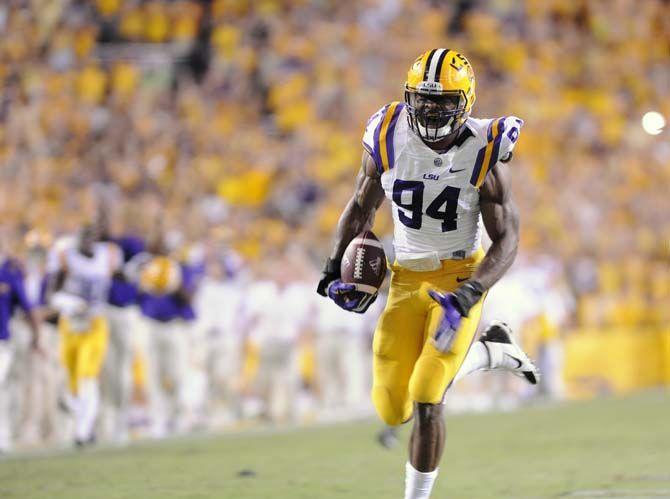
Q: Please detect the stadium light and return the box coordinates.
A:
[641,111,666,135]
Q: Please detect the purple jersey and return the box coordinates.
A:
[114,235,145,262]
[0,258,33,340]
[138,263,197,322]
[108,235,145,308]
[108,278,138,307]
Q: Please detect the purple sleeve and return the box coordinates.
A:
[12,274,33,313]
[180,264,199,293]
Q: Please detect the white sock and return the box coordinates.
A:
[404,461,438,499]
[63,391,81,414]
[75,378,100,441]
[454,341,490,383]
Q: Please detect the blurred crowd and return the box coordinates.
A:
[0,0,668,450]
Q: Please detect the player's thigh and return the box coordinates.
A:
[409,297,485,404]
[78,317,110,379]
[164,322,189,385]
[372,294,425,390]
[371,289,426,425]
[58,320,79,374]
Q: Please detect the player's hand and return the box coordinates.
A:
[428,290,463,353]
[29,335,46,358]
[328,280,378,314]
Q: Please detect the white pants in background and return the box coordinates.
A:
[101,306,138,443]
[255,340,298,423]
[143,318,191,437]
[205,325,242,420]
[538,340,565,399]
[0,339,16,451]
[18,321,63,447]
[0,322,64,451]
[315,332,367,411]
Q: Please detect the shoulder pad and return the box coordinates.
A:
[470,116,524,188]
[362,102,406,175]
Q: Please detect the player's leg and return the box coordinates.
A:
[144,319,168,437]
[58,319,80,413]
[36,321,62,445]
[371,283,426,427]
[109,307,134,441]
[403,291,485,498]
[163,320,190,432]
[318,330,351,410]
[0,339,13,452]
[454,321,540,384]
[99,312,118,441]
[74,317,109,445]
[19,342,44,446]
[58,319,85,445]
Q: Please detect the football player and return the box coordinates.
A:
[47,224,117,447]
[98,212,145,444]
[317,49,539,498]
[0,239,41,453]
[243,255,312,422]
[129,230,197,436]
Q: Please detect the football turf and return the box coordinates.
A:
[1,390,668,499]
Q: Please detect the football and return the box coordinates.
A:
[341,230,387,294]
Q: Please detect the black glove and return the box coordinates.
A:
[316,258,341,297]
[451,280,485,317]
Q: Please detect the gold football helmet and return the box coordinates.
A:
[405,49,476,142]
[140,256,183,294]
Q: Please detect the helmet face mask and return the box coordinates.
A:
[405,88,467,143]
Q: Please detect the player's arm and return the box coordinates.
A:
[444,162,519,318]
[9,263,42,352]
[46,251,68,297]
[316,151,386,297]
[474,162,519,289]
[18,289,41,351]
[428,162,519,350]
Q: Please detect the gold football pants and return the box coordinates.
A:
[59,315,109,394]
[371,249,485,426]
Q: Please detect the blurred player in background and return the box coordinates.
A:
[0,234,42,453]
[196,236,246,424]
[131,228,197,436]
[243,253,314,423]
[315,290,382,413]
[99,210,145,444]
[18,231,60,447]
[317,49,539,498]
[48,224,116,447]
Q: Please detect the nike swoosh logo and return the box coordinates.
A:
[449,167,466,173]
[456,276,469,282]
[505,353,523,369]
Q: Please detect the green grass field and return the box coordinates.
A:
[1,390,669,499]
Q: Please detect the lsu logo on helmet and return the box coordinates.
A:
[140,256,182,294]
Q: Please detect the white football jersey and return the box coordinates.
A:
[363,102,522,267]
[58,243,113,315]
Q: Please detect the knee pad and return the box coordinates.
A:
[371,385,412,426]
